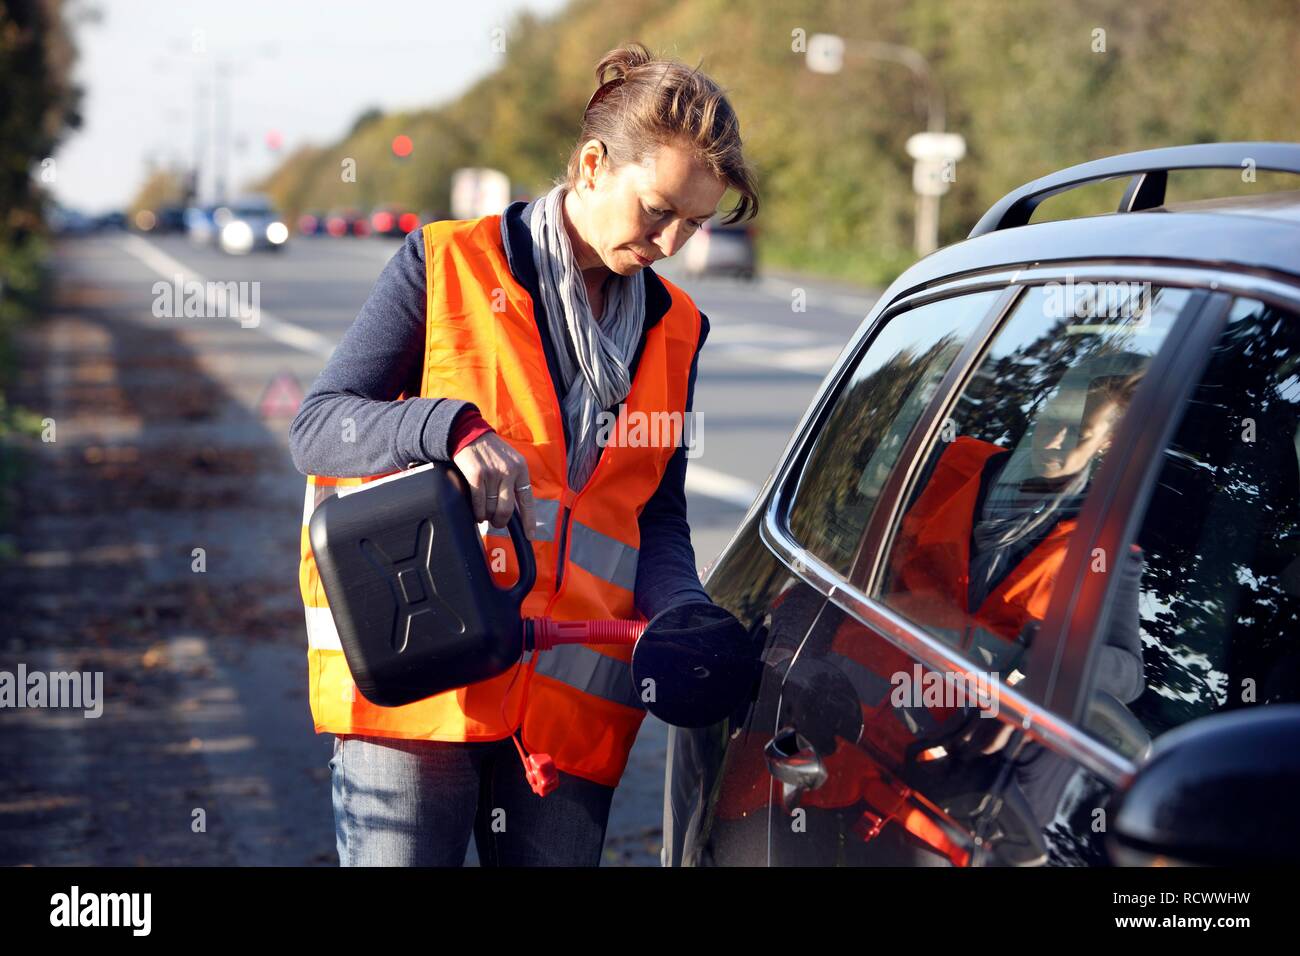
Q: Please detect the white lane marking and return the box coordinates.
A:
[705,321,822,345]
[706,342,845,375]
[258,315,335,356]
[685,464,760,509]
[770,343,847,369]
[117,234,335,358]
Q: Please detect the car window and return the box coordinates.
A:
[874,283,1189,686]
[1080,296,1300,759]
[785,290,1003,577]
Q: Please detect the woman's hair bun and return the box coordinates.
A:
[595,41,654,84]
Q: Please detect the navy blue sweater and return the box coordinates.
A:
[288,198,711,621]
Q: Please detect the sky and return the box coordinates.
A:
[53,0,569,213]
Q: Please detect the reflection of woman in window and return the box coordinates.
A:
[886,354,1153,848]
[885,353,1147,701]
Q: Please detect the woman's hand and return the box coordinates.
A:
[451,432,536,540]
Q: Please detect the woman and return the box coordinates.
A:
[290,42,759,867]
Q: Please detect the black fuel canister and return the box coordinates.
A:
[307,462,536,707]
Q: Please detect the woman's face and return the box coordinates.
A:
[566,137,727,276]
[1030,390,1121,479]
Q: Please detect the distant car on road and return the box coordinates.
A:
[185,205,219,245]
[663,142,1300,868]
[93,211,127,232]
[214,196,289,254]
[133,205,187,235]
[48,205,95,236]
[683,214,756,280]
[324,209,368,238]
[368,205,422,238]
[296,212,328,237]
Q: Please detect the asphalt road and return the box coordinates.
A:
[1,230,877,866]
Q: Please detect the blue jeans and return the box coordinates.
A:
[328,733,616,866]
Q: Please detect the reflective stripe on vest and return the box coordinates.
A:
[305,604,342,651]
[485,496,560,542]
[483,499,638,591]
[566,519,639,592]
[532,643,641,709]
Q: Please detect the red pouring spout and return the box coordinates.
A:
[525,617,647,651]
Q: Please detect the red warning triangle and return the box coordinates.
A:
[260,371,304,418]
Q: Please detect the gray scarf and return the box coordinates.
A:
[530,184,646,491]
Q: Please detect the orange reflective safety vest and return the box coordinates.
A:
[299,214,702,787]
[886,436,1077,649]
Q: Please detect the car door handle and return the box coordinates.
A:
[764,726,828,812]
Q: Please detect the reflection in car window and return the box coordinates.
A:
[876,284,1188,689]
[1082,296,1300,758]
[786,290,1002,577]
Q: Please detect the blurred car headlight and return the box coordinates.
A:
[266,221,288,245]
[221,220,254,253]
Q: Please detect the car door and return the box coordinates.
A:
[753,283,1014,865]
[1007,285,1300,864]
[665,285,1006,866]
[764,278,1193,866]
[663,521,827,867]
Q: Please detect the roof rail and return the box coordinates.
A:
[969,142,1300,238]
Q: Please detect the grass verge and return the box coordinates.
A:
[0,234,52,562]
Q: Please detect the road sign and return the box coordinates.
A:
[806,33,846,74]
[451,168,511,220]
[906,131,966,163]
[259,371,303,419]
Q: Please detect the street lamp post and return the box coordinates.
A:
[152,50,206,204]
[212,45,278,204]
[160,41,278,206]
[806,33,964,257]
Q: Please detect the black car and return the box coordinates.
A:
[155,204,188,234]
[93,210,127,232]
[662,142,1300,867]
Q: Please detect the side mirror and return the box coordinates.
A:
[1107,705,1300,866]
[630,602,757,727]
